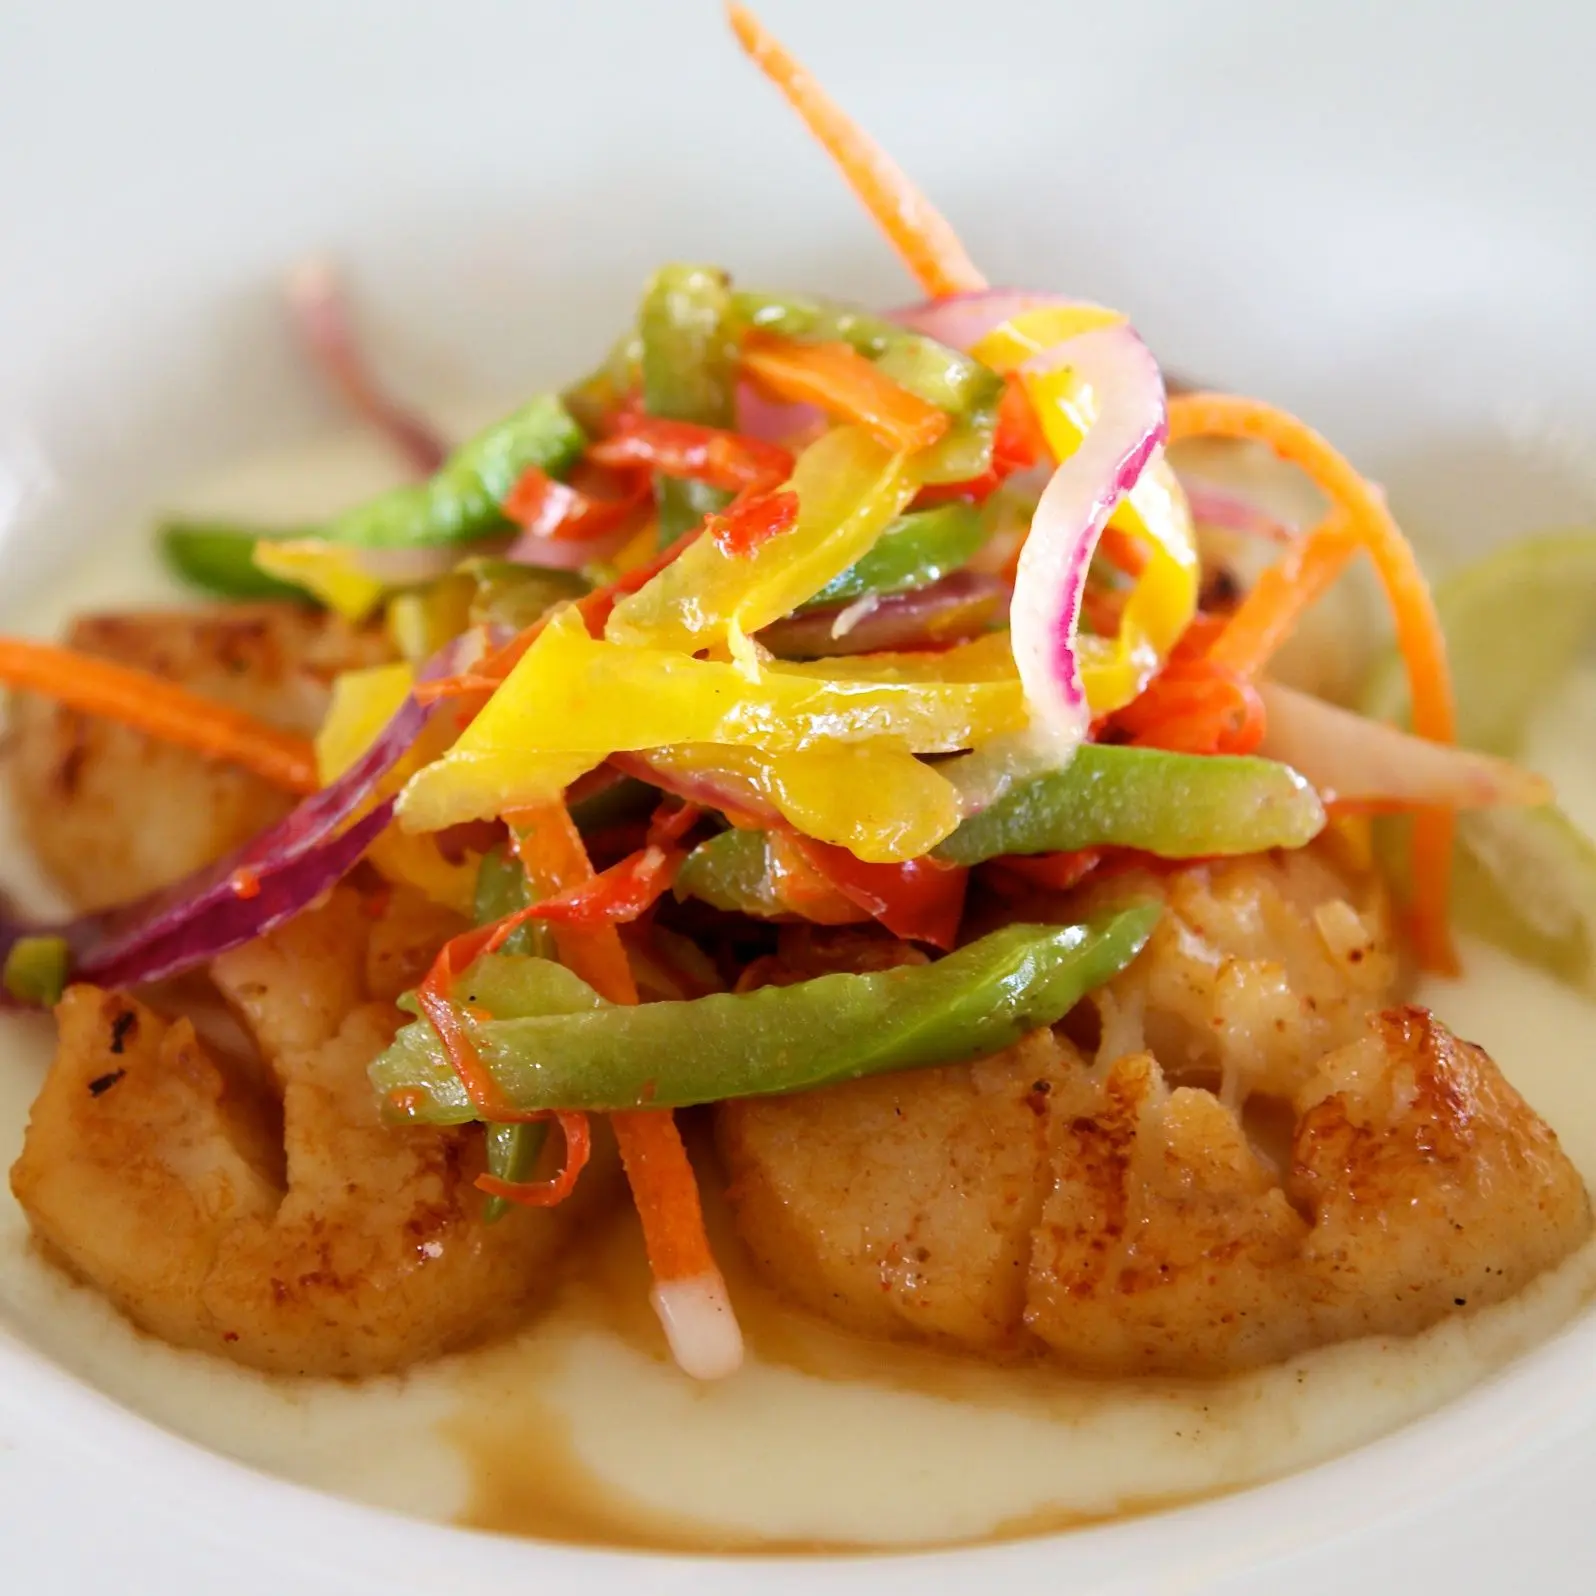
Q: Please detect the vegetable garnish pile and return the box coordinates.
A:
[0,5,1568,1380]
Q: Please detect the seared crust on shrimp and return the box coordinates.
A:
[719,845,1591,1375]
[4,604,389,911]
[10,888,597,1377]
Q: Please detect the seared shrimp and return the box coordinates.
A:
[4,604,390,911]
[719,844,1591,1375]
[11,887,598,1377]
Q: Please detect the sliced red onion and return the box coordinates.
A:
[891,289,1083,348]
[735,378,823,446]
[2,634,486,1002]
[889,292,1169,803]
[85,801,397,989]
[357,541,503,584]
[1258,683,1552,811]
[1180,478,1295,543]
[504,523,634,572]
[759,571,1008,657]
[286,258,448,477]
[1011,325,1167,743]
[609,751,783,829]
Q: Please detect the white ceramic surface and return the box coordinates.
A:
[3,0,1596,1590]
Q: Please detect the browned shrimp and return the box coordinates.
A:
[10,887,605,1377]
[4,603,390,910]
[718,844,1590,1375]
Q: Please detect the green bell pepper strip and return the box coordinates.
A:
[473,846,548,960]
[370,907,1159,1122]
[798,502,986,610]
[482,1120,550,1217]
[470,847,553,1221]
[459,558,590,632]
[159,522,310,601]
[732,289,1004,484]
[674,827,787,917]
[562,332,642,435]
[315,394,587,549]
[640,265,739,545]
[2,935,71,1008]
[932,745,1327,866]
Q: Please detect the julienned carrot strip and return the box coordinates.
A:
[1205,519,1359,677]
[416,917,548,1120]
[742,335,949,453]
[0,637,318,793]
[475,1114,591,1209]
[1167,394,1457,972]
[728,5,986,299]
[505,803,722,1288]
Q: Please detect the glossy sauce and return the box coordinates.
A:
[2,428,1594,1552]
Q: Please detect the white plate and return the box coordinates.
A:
[3,0,1596,1590]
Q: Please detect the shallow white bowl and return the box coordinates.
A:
[3,1,1595,1590]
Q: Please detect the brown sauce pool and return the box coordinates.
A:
[444,1166,1211,1552]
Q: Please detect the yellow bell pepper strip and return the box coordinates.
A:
[159,522,310,602]
[1167,391,1457,972]
[973,305,1200,717]
[650,742,963,863]
[386,575,476,665]
[316,662,479,914]
[638,264,740,545]
[252,540,390,620]
[458,558,590,632]
[395,605,1025,840]
[604,424,919,660]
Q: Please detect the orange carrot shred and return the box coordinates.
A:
[474,1114,592,1208]
[0,637,319,794]
[1206,519,1359,678]
[1167,394,1458,972]
[742,334,949,452]
[505,801,720,1286]
[611,1107,720,1284]
[728,5,987,299]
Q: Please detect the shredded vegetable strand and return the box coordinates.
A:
[1167,394,1458,970]
[1207,518,1359,677]
[741,335,949,452]
[285,259,448,476]
[727,5,986,298]
[0,638,319,794]
[506,803,741,1374]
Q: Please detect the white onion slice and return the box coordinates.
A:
[1258,682,1552,810]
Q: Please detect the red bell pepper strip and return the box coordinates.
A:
[916,378,1046,506]
[706,489,800,558]
[588,416,794,495]
[503,462,650,543]
[523,843,684,929]
[787,837,968,949]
